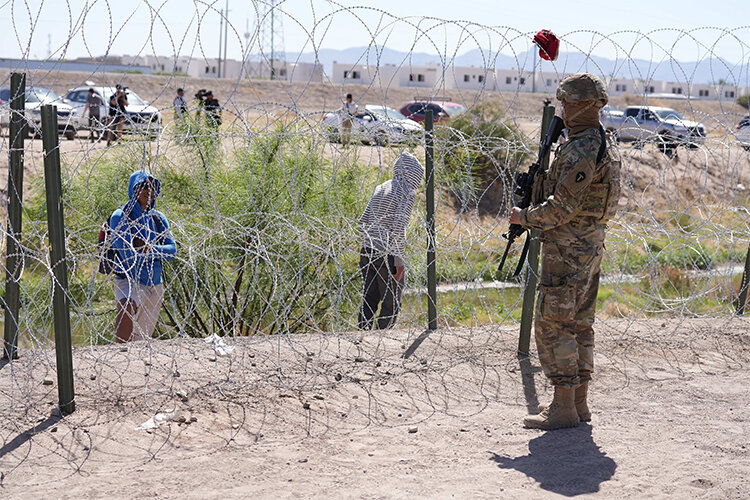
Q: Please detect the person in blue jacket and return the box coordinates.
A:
[110,170,176,342]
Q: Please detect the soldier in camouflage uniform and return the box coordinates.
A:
[510,73,621,430]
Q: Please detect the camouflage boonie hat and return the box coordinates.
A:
[556,73,608,105]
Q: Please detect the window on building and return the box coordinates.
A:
[519,77,525,85]
[344,71,349,78]
[417,74,425,82]
[478,75,484,82]
[352,71,360,79]
[698,89,709,97]
[212,66,216,73]
[648,86,655,93]
[160,64,165,71]
[205,66,210,73]
[409,74,415,82]
[672,87,682,94]
[726,90,735,98]
[279,69,287,77]
[506,77,512,84]
[464,75,470,82]
[546,79,552,86]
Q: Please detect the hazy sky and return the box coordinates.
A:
[0,0,747,65]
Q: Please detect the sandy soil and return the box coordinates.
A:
[1,318,749,498]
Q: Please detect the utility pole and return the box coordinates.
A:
[259,1,285,81]
[270,5,275,79]
[218,9,223,78]
[223,0,229,78]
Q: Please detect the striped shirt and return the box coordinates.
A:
[360,153,424,267]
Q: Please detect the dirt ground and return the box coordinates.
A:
[1,318,749,499]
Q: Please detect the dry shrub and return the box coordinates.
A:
[600,301,634,318]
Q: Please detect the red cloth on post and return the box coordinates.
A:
[533,30,560,61]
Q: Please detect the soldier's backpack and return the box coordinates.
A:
[97,207,164,275]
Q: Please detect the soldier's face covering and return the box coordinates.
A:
[561,100,602,135]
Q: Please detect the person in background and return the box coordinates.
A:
[202,90,222,128]
[82,88,104,142]
[358,153,424,330]
[109,171,177,342]
[173,88,188,118]
[107,85,129,146]
[340,93,358,146]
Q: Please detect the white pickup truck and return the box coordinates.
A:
[600,105,706,153]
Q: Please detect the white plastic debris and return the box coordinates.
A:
[204,333,235,357]
[136,409,176,430]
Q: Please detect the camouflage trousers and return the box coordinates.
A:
[534,240,603,388]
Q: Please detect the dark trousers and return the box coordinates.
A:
[89,115,100,140]
[358,248,404,330]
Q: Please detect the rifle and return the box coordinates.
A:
[497,115,565,278]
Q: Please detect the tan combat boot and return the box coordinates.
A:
[538,381,592,422]
[524,385,579,430]
[574,381,591,422]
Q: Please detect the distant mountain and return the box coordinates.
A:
[276,46,744,85]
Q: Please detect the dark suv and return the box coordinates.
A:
[399,101,467,123]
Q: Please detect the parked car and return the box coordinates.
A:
[64,85,161,137]
[399,101,467,123]
[0,86,77,139]
[322,105,422,145]
[736,116,750,151]
[600,105,706,152]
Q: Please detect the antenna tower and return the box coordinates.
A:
[258,0,285,80]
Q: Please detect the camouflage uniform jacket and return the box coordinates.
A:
[519,127,621,248]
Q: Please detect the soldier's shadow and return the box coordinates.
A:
[489,424,616,497]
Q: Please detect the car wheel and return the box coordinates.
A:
[375,133,388,147]
[658,134,677,156]
[65,129,76,141]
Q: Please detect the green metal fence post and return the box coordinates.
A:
[518,102,556,356]
[3,73,26,361]
[41,105,75,414]
[736,241,750,315]
[425,110,437,330]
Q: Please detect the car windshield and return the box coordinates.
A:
[442,104,467,117]
[370,107,405,121]
[26,88,63,104]
[655,109,684,121]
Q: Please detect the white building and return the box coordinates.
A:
[495,68,535,93]
[447,66,495,90]
[331,62,401,88]
[245,59,324,83]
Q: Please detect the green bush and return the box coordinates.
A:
[19,124,370,342]
[436,102,531,214]
[737,94,750,110]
